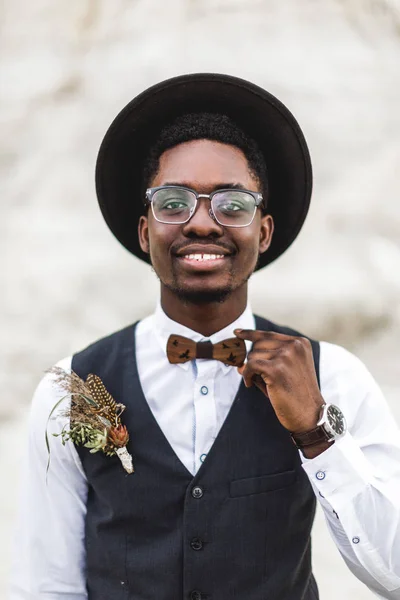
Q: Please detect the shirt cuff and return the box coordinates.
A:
[300,432,373,506]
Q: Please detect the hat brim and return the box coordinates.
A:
[95,73,312,270]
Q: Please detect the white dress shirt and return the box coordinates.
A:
[9,304,400,599]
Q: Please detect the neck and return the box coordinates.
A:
[160,285,248,337]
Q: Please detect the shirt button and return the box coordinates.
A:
[200,386,208,395]
[352,536,360,544]
[200,453,207,463]
[316,470,326,481]
[190,537,203,551]
[191,486,204,499]
[190,591,202,600]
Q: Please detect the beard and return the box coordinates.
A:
[148,234,261,305]
[151,255,256,306]
[164,283,233,305]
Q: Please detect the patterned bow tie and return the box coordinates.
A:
[166,334,247,367]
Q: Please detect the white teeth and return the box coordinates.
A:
[184,253,225,261]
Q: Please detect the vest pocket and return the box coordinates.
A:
[230,469,297,497]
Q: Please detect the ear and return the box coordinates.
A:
[259,214,274,255]
[138,215,150,254]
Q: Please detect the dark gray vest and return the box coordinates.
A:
[73,315,320,600]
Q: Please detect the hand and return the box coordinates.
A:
[234,329,324,434]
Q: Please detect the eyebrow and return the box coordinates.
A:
[161,182,248,191]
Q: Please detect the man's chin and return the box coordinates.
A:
[166,284,233,305]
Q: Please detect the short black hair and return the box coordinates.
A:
[142,112,268,203]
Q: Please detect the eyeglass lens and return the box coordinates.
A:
[151,188,257,227]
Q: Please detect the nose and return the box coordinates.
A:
[181,198,223,238]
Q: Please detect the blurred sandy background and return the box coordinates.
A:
[1,0,400,598]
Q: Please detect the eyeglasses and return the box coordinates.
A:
[145,186,264,228]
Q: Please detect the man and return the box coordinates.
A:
[10,74,400,599]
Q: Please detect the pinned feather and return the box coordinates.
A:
[46,367,134,474]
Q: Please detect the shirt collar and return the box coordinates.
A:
[153,302,255,373]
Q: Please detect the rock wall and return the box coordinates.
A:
[2,0,400,419]
[1,1,400,598]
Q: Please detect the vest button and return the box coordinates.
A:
[190,591,202,600]
[191,486,204,499]
[190,537,203,551]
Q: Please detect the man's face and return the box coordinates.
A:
[138,139,274,304]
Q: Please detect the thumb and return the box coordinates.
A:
[253,374,268,396]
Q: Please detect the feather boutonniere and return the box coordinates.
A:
[46,367,134,474]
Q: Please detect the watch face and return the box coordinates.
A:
[326,404,346,436]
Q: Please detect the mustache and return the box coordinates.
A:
[171,239,237,255]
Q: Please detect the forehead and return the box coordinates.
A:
[151,139,257,191]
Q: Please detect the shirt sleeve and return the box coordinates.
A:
[9,357,88,600]
[301,341,400,598]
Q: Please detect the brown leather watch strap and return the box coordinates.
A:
[290,425,331,448]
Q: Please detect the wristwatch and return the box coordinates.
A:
[290,403,347,449]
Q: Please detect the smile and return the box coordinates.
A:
[183,254,225,262]
[177,253,230,271]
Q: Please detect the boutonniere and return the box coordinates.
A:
[46,367,134,474]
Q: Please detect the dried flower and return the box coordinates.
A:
[46,368,134,474]
[109,425,129,447]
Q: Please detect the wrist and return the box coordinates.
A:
[290,403,347,453]
[301,440,334,459]
[290,403,323,434]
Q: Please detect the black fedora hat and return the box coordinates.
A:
[95,73,312,269]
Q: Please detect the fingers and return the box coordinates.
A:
[241,361,265,388]
[234,329,292,342]
[239,352,281,388]
[252,374,268,395]
[235,332,313,396]
[237,347,281,371]
[235,330,311,358]
[237,365,267,394]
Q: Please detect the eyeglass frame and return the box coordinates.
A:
[144,185,264,228]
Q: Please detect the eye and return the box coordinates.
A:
[158,197,191,212]
[219,201,245,213]
[163,200,188,210]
